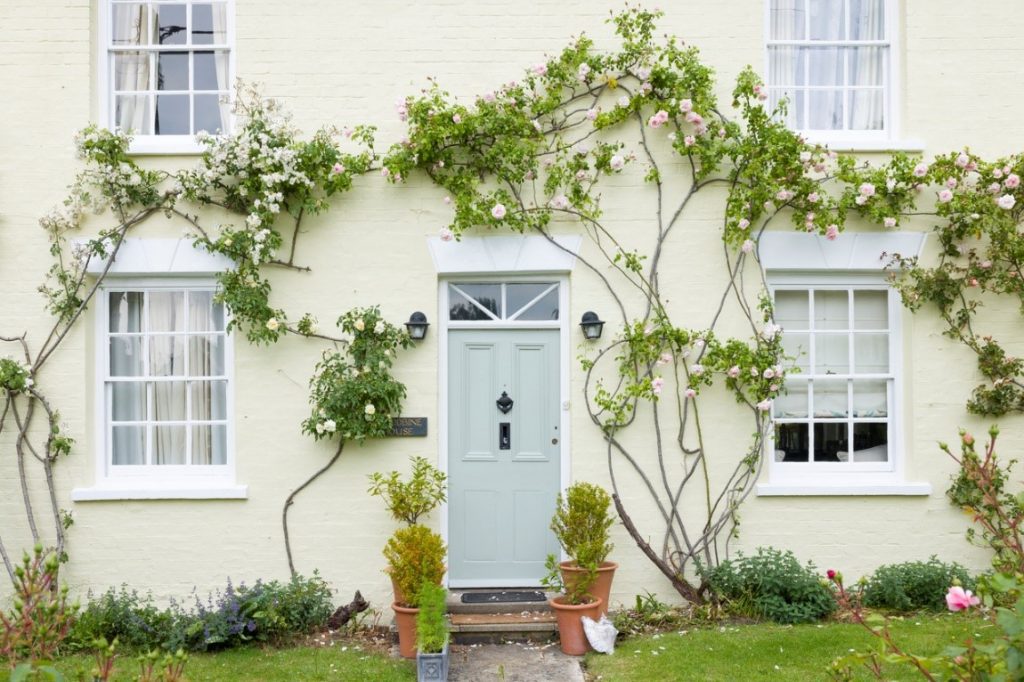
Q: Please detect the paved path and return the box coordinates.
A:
[449,642,585,681]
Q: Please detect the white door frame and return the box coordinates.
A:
[438,275,572,588]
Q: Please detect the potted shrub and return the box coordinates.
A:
[551,482,617,616]
[383,525,446,659]
[543,555,603,656]
[370,456,447,604]
[415,583,449,682]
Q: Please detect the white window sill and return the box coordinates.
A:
[798,134,926,153]
[71,484,248,501]
[128,136,207,156]
[756,482,932,497]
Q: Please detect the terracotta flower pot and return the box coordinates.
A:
[559,560,618,616]
[393,602,419,659]
[549,596,603,656]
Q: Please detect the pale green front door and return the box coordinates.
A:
[448,329,561,586]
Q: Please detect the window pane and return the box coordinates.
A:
[770,0,806,40]
[507,283,553,316]
[194,51,227,90]
[852,423,888,462]
[115,95,153,135]
[150,336,186,376]
[814,379,848,417]
[112,3,149,45]
[775,290,809,329]
[191,3,227,44]
[814,290,848,330]
[149,291,185,331]
[513,288,559,321]
[809,89,843,130]
[110,337,143,376]
[111,382,146,421]
[814,421,848,462]
[114,52,152,91]
[152,425,186,464]
[154,3,186,45]
[194,94,224,134]
[849,0,884,39]
[808,0,844,40]
[775,423,809,462]
[775,380,808,418]
[854,333,888,373]
[781,332,810,373]
[156,95,190,134]
[854,290,887,329]
[111,425,145,465]
[188,336,225,376]
[815,334,849,374]
[152,381,186,421]
[188,291,224,331]
[849,89,884,130]
[807,47,842,86]
[849,47,885,87]
[853,379,887,417]
[157,52,189,90]
[109,291,143,333]
[770,88,805,129]
[191,380,227,420]
[192,424,227,465]
[767,47,806,86]
[449,284,500,320]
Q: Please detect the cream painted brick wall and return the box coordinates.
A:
[1,0,1022,611]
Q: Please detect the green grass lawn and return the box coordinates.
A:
[585,613,993,681]
[1,643,414,682]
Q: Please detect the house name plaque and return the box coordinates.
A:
[390,417,428,437]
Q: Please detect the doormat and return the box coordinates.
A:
[461,590,547,604]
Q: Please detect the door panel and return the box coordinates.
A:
[448,329,561,585]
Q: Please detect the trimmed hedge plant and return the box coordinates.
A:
[861,557,975,612]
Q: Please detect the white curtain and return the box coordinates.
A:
[212,5,231,130]
[110,292,145,465]
[769,0,804,128]
[188,291,227,465]
[113,4,153,134]
[149,292,186,465]
[848,0,885,130]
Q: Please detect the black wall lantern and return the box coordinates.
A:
[405,312,430,341]
[579,311,605,340]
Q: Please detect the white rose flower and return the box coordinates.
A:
[324,420,337,433]
[265,318,280,331]
[997,194,1017,210]
[364,403,376,416]
[354,318,365,331]
[315,422,326,434]
[374,320,385,334]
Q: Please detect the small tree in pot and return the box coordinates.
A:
[383,525,446,659]
[543,555,603,656]
[551,482,616,616]
[415,583,449,682]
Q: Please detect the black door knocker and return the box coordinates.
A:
[496,391,514,414]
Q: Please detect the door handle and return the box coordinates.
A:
[499,422,511,450]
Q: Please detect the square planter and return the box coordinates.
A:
[416,642,449,682]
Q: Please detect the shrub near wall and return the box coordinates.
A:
[862,558,975,612]
[705,547,836,624]
[68,573,334,653]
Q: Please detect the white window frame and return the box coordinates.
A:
[73,276,244,500]
[763,0,920,151]
[758,272,928,496]
[97,0,236,155]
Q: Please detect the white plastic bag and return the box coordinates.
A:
[582,614,618,654]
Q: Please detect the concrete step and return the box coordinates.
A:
[447,589,556,615]
[449,611,558,645]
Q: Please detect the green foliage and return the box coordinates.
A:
[541,553,597,606]
[303,307,413,444]
[862,557,975,612]
[0,545,79,667]
[415,583,448,654]
[382,526,446,608]
[706,547,836,624]
[67,573,334,654]
[550,482,614,567]
[0,357,33,393]
[368,456,447,526]
[611,591,693,638]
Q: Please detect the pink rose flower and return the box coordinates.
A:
[651,377,665,395]
[684,135,696,147]
[331,163,345,175]
[532,63,548,76]
[617,95,630,108]
[690,363,704,376]
[452,114,462,124]
[946,178,958,189]
[945,586,980,612]
[586,107,599,121]
[610,155,625,171]
[884,217,897,228]
[938,189,954,203]
[807,192,820,203]
[913,163,928,178]
[859,183,876,197]
[956,152,970,168]
[483,91,496,103]
[648,110,669,128]
[756,399,772,412]
[636,65,652,81]
[577,63,591,81]
[491,203,507,220]
[826,224,839,241]
[443,196,451,204]
[549,195,570,210]
[727,366,741,378]
[738,218,750,229]
[679,99,693,113]
[439,228,454,242]
[741,239,754,254]
[684,387,696,399]
[1005,173,1021,189]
